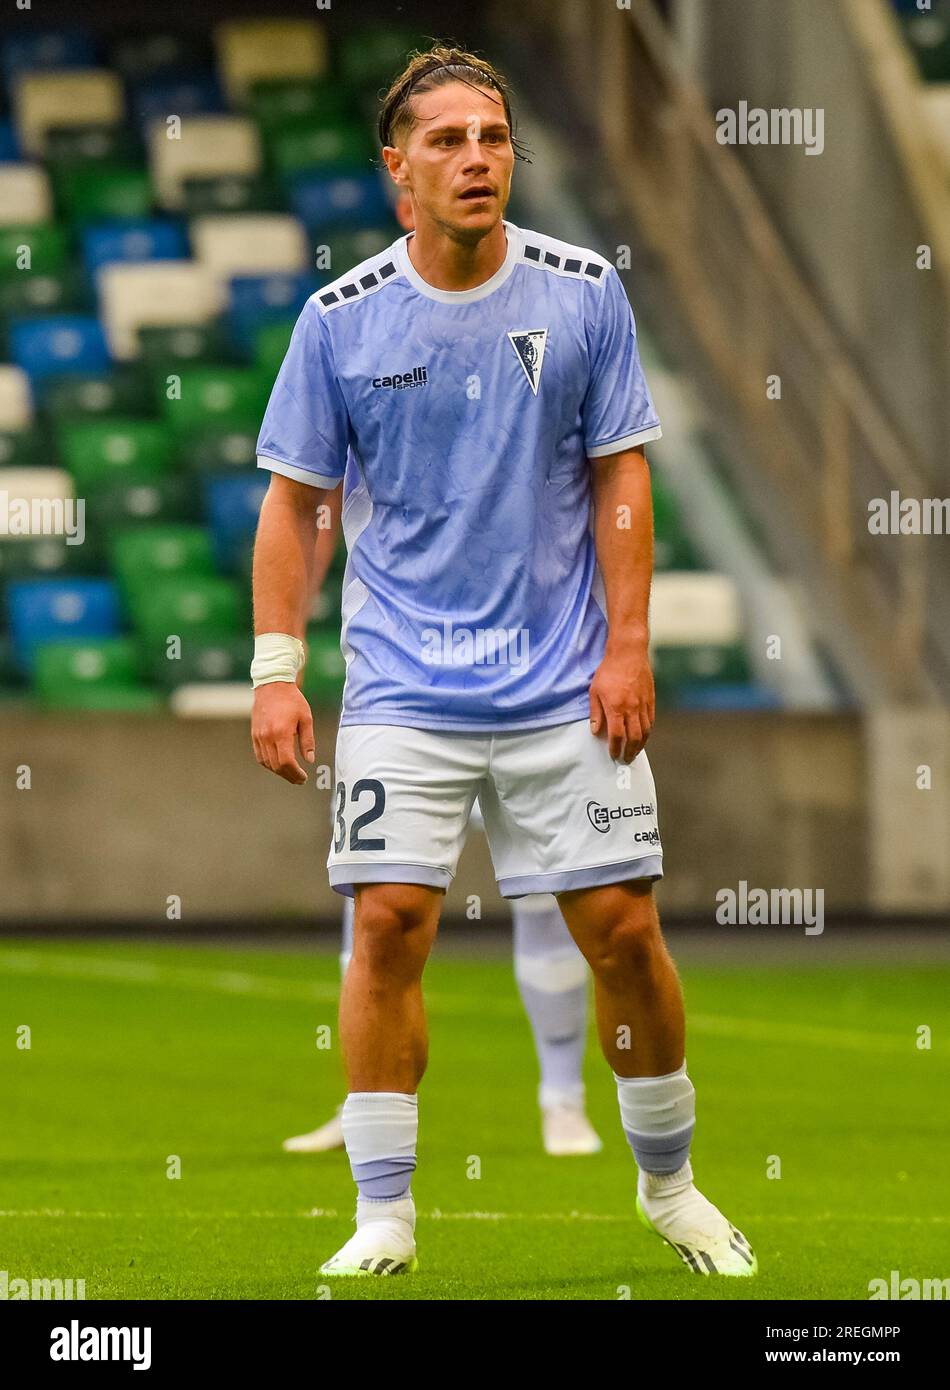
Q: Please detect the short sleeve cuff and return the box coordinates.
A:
[586,424,662,458]
[257,454,344,490]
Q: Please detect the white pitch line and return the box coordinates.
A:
[0,949,944,1055]
[0,1208,946,1225]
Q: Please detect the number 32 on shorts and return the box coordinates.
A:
[333,779,387,852]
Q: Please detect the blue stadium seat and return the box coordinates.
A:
[0,118,20,161]
[228,271,320,353]
[2,31,97,90]
[10,315,110,385]
[6,577,121,672]
[204,474,268,569]
[81,219,189,274]
[288,171,391,230]
[130,74,224,133]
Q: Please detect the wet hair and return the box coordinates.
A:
[377,41,531,163]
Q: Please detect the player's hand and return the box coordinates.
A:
[589,642,655,764]
[251,682,316,785]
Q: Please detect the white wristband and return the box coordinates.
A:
[251,632,306,688]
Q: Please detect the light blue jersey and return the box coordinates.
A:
[257,220,661,732]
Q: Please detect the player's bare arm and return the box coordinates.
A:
[589,444,656,765]
[251,473,324,785]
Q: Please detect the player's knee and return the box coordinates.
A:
[354,890,434,977]
[589,891,661,982]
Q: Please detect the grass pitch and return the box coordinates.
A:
[1,936,947,1300]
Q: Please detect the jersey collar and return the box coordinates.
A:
[395,220,522,304]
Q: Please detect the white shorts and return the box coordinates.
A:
[327,719,663,899]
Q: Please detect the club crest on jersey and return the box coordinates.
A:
[507,329,548,395]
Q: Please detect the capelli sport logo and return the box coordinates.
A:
[372,366,428,391]
[587,800,657,837]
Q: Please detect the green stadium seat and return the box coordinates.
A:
[158,366,270,435]
[301,627,345,708]
[151,634,252,689]
[651,478,700,570]
[129,573,244,646]
[252,318,295,381]
[0,427,51,468]
[33,636,143,704]
[0,224,68,278]
[310,573,343,629]
[268,122,375,178]
[42,368,154,420]
[249,79,355,138]
[111,525,216,612]
[55,165,153,224]
[338,28,422,87]
[180,174,279,216]
[85,475,196,529]
[0,537,84,581]
[40,680,164,712]
[0,265,90,320]
[44,124,142,169]
[652,642,751,690]
[56,418,174,492]
[178,427,258,476]
[138,322,232,369]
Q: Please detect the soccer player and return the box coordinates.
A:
[283,496,602,1157]
[251,45,757,1279]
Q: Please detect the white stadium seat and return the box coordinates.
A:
[14,70,124,157]
[170,683,255,718]
[0,467,75,509]
[921,84,950,161]
[215,19,328,105]
[0,366,33,431]
[190,213,310,281]
[648,572,743,647]
[148,115,262,211]
[0,163,52,226]
[98,260,225,360]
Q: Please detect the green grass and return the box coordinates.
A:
[1,938,947,1300]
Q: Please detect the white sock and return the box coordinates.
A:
[342,1092,417,1229]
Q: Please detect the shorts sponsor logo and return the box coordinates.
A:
[586,800,656,836]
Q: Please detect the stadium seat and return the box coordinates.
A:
[252,318,295,381]
[33,635,142,702]
[129,574,244,674]
[5,576,121,672]
[0,264,90,321]
[14,70,124,157]
[151,634,251,689]
[110,33,213,84]
[56,417,174,492]
[10,315,110,384]
[159,366,270,436]
[0,426,49,468]
[86,475,195,529]
[111,525,215,609]
[42,367,152,420]
[0,223,68,277]
[130,74,224,135]
[149,115,261,211]
[289,171,392,230]
[180,173,279,216]
[44,123,141,168]
[652,477,700,570]
[338,28,420,87]
[0,163,53,225]
[649,572,743,646]
[54,164,153,224]
[215,19,328,106]
[178,427,258,477]
[269,122,376,179]
[899,9,950,82]
[0,464,74,514]
[98,260,224,360]
[0,536,81,582]
[137,322,232,369]
[189,213,310,282]
[228,272,318,353]
[249,79,356,138]
[203,474,268,568]
[0,365,33,430]
[317,227,397,277]
[81,219,188,275]
[0,119,19,161]
[301,627,346,708]
[2,31,98,87]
